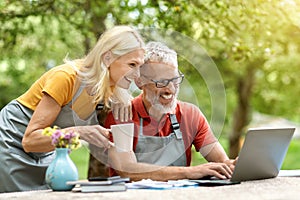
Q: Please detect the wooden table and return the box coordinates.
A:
[1,177,300,200]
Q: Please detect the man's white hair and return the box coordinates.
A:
[144,41,178,68]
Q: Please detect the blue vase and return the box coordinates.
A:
[45,148,78,191]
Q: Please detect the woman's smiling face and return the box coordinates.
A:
[108,49,144,89]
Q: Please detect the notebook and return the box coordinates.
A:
[67,176,130,192]
[76,183,126,193]
[190,127,295,186]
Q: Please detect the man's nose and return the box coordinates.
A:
[166,81,177,92]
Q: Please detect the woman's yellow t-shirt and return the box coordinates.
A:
[17,64,77,110]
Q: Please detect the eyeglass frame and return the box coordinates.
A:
[142,71,185,88]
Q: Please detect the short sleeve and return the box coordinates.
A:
[179,102,217,151]
[42,70,76,106]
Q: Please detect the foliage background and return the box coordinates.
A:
[1,0,300,178]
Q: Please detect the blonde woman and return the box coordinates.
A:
[0,25,145,192]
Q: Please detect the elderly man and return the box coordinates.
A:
[105,41,235,181]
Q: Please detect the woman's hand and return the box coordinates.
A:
[73,125,114,149]
[111,102,132,122]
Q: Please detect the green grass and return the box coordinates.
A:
[281,139,300,169]
[70,137,300,179]
[69,145,90,179]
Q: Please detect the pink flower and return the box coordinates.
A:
[42,127,81,150]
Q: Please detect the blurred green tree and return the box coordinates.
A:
[1,0,300,166]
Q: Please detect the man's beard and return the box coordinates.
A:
[145,89,179,114]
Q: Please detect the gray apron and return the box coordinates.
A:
[0,83,98,193]
[135,114,187,166]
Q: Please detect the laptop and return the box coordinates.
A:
[190,127,295,186]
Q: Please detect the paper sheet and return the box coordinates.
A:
[126,179,198,189]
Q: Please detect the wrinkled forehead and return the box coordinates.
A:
[141,62,178,79]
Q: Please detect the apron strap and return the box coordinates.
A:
[139,117,144,136]
[169,114,182,139]
[67,61,85,106]
[139,114,183,139]
[70,83,85,104]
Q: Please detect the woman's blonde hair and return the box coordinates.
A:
[74,25,144,107]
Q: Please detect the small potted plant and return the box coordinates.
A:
[42,126,81,191]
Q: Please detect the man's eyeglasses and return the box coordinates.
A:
[143,71,184,88]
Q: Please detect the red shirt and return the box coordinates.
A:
[105,94,217,166]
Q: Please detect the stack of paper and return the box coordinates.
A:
[125,179,198,190]
[67,176,130,193]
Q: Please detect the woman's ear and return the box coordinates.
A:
[102,51,112,67]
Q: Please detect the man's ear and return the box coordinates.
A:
[102,51,112,67]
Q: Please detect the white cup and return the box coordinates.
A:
[111,123,134,152]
